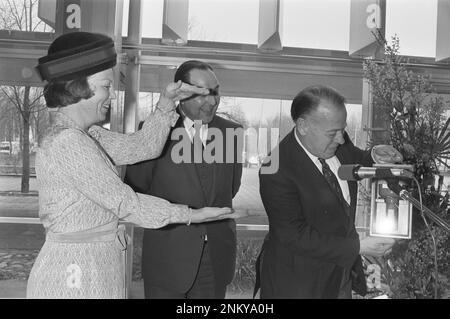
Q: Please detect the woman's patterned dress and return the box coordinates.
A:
[26,109,189,298]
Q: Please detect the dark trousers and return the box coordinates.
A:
[337,269,352,299]
[144,241,227,299]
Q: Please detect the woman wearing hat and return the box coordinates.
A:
[27,32,236,298]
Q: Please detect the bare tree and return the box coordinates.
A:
[0,94,21,152]
[0,0,51,32]
[216,97,249,127]
[0,0,50,192]
[0,86,45,191]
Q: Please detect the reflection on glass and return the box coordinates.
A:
[188,0,258,44]
[345,104,363,148]
[282,0,350,50]
[137,92,160,123]
[0,0,54,32]
[385,0,437,57]
[141,0,164,39]
[122,0,130,37]
[218,97,294,170]
[216,97,293,216]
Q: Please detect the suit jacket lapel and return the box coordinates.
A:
[288,130,351,229]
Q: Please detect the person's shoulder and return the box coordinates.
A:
[58,126,88,139]
[39,127,97,163]
[259,132,295,176]
[278,129,296,151]
[53,128,96,151]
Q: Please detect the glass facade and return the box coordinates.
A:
[188,0,259,44]
[282,0,351,51]
[141,0,164,39]
[385,0,438,57]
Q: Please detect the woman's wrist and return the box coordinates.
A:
[153,105,179,127]
[186,207,192,226]
[156,95,176,113]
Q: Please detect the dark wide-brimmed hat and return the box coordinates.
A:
[36,31,117,82]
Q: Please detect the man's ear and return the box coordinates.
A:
[296,117,308,136]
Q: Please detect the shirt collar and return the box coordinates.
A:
[182,116,209,145]
[294,128,320,165]
[183,116,208,132]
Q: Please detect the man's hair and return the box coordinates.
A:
[44,77,93,108]
[174,60,214,83]
[290,85,346,122]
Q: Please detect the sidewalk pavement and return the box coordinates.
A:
[0,175,38,193]
[0,279,148,299]
[0,196,38,218]
[0,279,253,299]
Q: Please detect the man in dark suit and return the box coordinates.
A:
[125,60,243,299]
[257,85,399,299]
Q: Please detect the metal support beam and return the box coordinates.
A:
[123,0,142,134]
[257,0,283,52]
[361,79,373,148]
[436,0,450,62]
[121,0,142,299]
[81,0,118,37]
[38,0,57,29]
[162,0,188,45]
[79,0,133,299]
[349,0,386,58]
[355,79,376,237]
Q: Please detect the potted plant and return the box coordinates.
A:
[362,34,450,299]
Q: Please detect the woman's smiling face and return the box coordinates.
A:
[85,69,116,124]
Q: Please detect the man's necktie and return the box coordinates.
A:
[192,124,203,161]
[318,158,350,215]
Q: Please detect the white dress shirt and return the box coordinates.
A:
[294,130,351,205]
[183,116,208,147]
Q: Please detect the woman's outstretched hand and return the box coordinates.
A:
[164,80,209,101]
[158,80,209,112]
[189,207,252,224]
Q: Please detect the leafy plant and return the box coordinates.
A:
[362,34,450,299]
[229,238,262,295]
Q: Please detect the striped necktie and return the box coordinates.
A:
[318,158,350,215]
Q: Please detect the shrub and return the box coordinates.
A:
[363,34,450,299]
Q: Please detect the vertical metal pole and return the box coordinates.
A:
[79,0,132,297]
[80,0,125,134]
[111,0,124,136]
[122,0,142,299]
[123,0,142,134]
[361,79,372,149]
[357,79,374,238]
